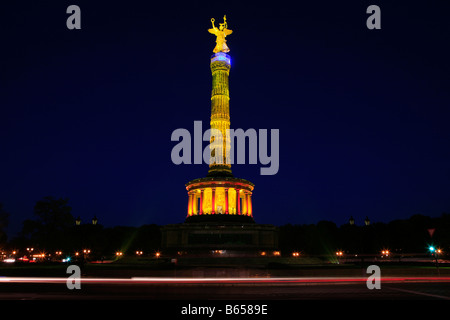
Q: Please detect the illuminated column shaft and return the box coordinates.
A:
[212,188,216,214]
[193,194,197,214]
[236,188,241,215]
[225,188,229,214]
[200,189,204,215]
[244,192,249,215]
[208,53,232,177]
[188,193,193,216]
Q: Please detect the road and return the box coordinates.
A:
[1,275,448,319]
[1,276,450,300]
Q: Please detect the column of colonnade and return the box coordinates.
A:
[247,192,252,216]
[225,188,229,214]
[187,193,192,216]
[187,187,252,217]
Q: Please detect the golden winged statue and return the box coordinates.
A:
[208,15,233,53]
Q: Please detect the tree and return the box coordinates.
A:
[20,196,75,251]
[0,203,10,245]
[316,220,338,255]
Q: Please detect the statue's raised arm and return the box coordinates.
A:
[208,18,218,35]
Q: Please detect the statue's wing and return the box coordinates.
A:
[224,29,233,36]
[208,28,217,35]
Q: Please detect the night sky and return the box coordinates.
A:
[2,1,450,238]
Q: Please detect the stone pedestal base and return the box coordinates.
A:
[161,221,278,253]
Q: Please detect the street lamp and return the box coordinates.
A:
[75,217,81,226]
[335,251,344,264]
[429,245,441,273]
[92,216,98,225]
[364,216,370,226]
[349,216,355,225]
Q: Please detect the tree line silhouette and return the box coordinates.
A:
[0,197,449,258]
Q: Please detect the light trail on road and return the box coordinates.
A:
[1,276,450,285]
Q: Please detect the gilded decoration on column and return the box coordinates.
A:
[208,15,233,53]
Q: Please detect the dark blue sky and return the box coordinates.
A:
[1,1,449,238]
